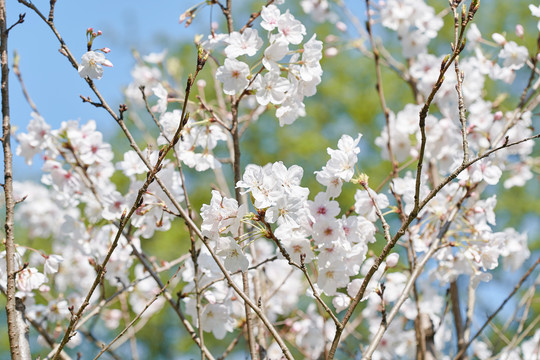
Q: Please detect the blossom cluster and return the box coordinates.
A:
[7,112,187,342]
[3,0,539,359]
[206,3,323,126]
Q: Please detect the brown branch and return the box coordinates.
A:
[259,216,341,328]
[361,182,471,359]
[93,267,182,359]
[225,0,233,34]
[1,1,32,358]
[78,330,123,360]
[450,281,466,360]
[453,256,540,360]
[217,331,242,360]
[365,0,398,173]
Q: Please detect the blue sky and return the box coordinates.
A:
[5,1,203,179]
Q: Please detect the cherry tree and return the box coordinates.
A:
[1,0,540,359]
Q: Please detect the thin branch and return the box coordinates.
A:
[78,330,123,360]
[93,267,182,359]
[462,280,476,347]
[360,181,392,244]
[453,256,540,360]
[365,0,398,173]
[119,293,139,360]
[12,51,39,114]
[361,191,465,360]
[259,216,341,328]
[217,331,242,360]
[451,2,469,164]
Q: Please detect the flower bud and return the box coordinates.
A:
[325,34,338,43]
[179,11,187,23]
[492,32,506,45]
[515,24,524,38]
[336,21,347,32]
[386,253,399,268]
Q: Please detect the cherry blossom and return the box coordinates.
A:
[277,10,307,45]
[253,71,290,105]
[215,236,249,272]
[354,187,389,222]
[78,51,113,80]
[201,303,235,339]
[15,112,51,165]
[17,267,47,293]
[498,41,529,70]
[215,58,250,95]
[261,5,280,31]
[224,28,263,58]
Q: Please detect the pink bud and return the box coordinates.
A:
[101,47,111,53]
[515,24,524,38]
[336,21,347,32]
[325,35,338,43]
[87,27,93,32]
[179,12,187,23]
[97,30,102,36]
[494,111,503,121]
[102,59,113,68]
[92,32,97,38]
[211,22,219,31]
[386,253,399,268]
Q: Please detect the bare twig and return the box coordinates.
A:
[365,0,398,173]
[12,51,39,114]
[453,256,540,360]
